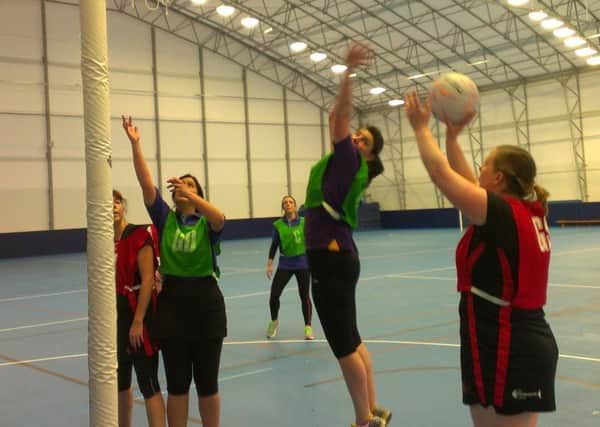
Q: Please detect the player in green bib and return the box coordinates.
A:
[265,195,313,340]
[122,116,226,427]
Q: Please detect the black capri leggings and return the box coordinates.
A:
[307,249,361,358]
[269,268,312,325]
[118,353,161,399]
[160,338,223,397]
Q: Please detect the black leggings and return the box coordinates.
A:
[307,250,361,358]
[269,268,312,325]
[160,338,223,397]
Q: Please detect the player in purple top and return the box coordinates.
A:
[303,43,390,427]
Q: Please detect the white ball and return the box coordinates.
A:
[429,72,480,125]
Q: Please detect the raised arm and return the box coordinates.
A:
[331,43,373,144]
[166,177,225,232]
[405,91,488,225]
[444,112,478,184]
[328,108,336,151]
[122,115,157,207]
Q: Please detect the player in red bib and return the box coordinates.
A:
[405,92,558,427]
[114,190,165,427]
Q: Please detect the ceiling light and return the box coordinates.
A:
[528,11,548,22]
[349,73,357,78]
[575,47,597,57]
[587,33,600,39]
[369,87,386,95]
[190,0,207,5]
[468,60,488,66]
[388,99,404,107]
[541,18,563,30]
[507,0,529,6]
[564,36,587,47]
[216,5,235,17]
[263,27,273,34]
[290,42,307,53]
[241,17,259,29]
[586,56,600,65]
[309,52,327,62]
[331,64,347,73]
[553,27,575,38]
[408,73,426,80]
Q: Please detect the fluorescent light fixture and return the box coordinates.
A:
[541,18,563,30]
[309,52,327,62]
[263,27,273,34]
[190,0,207,5]
[528,11,548,21]
[241,17,259,29]
[587,33,600,39]
[408,73,426,80]
[290,42,307,53]
[388,99,404,107]
[507,0,529,6]
[469,60,488,66]
[331,64,347,73]
[369,87,386,95]
[553,27,575,38]
[216,5,235,17]
[586,56,600,65]
[564,36,587,47]
[575,47,597,57]
[349,73,357,78]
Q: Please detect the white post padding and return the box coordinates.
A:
[80,1,117,425]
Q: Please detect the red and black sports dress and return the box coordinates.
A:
[115,224,159,361]
[456,191,558,414]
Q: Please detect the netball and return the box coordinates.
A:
[429,72,480,125]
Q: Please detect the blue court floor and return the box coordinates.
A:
[0,228,599,426]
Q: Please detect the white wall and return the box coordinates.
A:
[1,0,600,232]
[0,0,326,232]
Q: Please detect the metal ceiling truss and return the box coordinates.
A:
[378,109,406,209]
[506,82,531,152]
[560,72,589,201]
[112,0,337,109]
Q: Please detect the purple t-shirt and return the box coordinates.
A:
[304,136,361,253]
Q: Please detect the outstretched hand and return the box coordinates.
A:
[404,91,432,131]
[345,43,373,69]
[121,115,140,145]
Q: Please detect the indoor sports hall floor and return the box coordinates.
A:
[1,227,599,426]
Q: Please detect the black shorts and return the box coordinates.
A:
[157,276,227,340]
[460,293,558,415]
[307,249,361,358]
[161,338,223,397]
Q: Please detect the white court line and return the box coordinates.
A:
[229,250,262,255]
[135,368,273,399]
[2,341,599,370]
[0,317,88,333]
[377,274,600,290]
[550,283,600,290]
[0,353,87,367]
[225,290,270,300]
[0,289,87,303]
[220,367,272,382]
